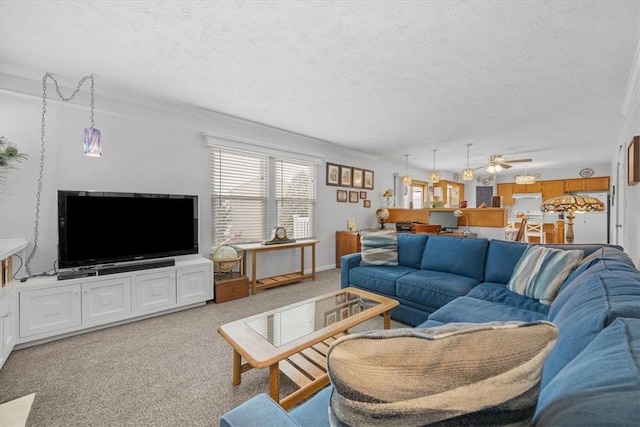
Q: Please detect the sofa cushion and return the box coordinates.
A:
[484,239,529,284]
[359,230,399,266]
[534,318,640,426]
[542,268,640,389]
[290,386,333,427]
[560,246,635,291]
[507,245,584,305]
[420,236,489,281]
[396,270,479,311]
[397,233,428,268]
[466,282,550,315]
[348,265,416,296]
[428,296,549,324]
[327,321,558,426]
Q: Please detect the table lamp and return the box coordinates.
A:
[540,194,605,243]
[453,209,470,235]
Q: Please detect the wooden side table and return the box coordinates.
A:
[236,239,319,294]
[335,231,361,268]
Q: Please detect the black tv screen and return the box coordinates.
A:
[58,190,198,268]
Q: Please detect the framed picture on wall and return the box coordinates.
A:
[340,166,352,187]
[337,189,348,202]
[359,191,367,199]
[363,169,374,189]
[352,168,363,188]
[628,136,639,185]
[363,199,371,208]
[326,163,340,186]
[349,191,359,203]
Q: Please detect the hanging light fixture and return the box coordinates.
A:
[462,143,474,181]
[429,149,440,183]
[402,154,412,186]
[515,166,536,185]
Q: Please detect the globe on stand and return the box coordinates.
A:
[212,245,241,278]
[375,208,389,229]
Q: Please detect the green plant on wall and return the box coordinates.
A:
[0,135,28,185]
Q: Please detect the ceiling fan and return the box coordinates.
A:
[476,154,532,173]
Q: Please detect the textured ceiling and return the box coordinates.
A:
[1,1,639,174]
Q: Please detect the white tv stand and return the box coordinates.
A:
[3,254,212,361]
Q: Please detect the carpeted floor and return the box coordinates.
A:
[0,269,404,426]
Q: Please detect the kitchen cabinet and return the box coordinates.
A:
[497,183,514,205]
[585,177,609,191]
[564,179,586,192]
[541,180,565,201]
[433,180,465,207]
[564,177,609,192]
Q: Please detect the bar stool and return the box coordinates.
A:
[525,221,545,243]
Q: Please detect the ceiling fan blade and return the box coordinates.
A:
[503,158,532,163]
[498,163,513,169]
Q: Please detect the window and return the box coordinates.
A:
[276,158,316,240]
[211,147,316,245]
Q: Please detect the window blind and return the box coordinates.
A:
[211,148,267,245]
[276,158,316,239]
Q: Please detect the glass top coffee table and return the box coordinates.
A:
[217,287,399,409]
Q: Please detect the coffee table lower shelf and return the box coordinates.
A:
[238,334,344,410]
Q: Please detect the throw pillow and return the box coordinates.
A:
[359,230,398,266]
[507,245,584,305]
[327,321,558,427]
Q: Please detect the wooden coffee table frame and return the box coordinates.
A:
[217,287,399,409]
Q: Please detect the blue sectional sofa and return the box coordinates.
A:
[220,234,640,426]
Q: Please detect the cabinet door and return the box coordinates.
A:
[177,266,212,305]
[134,270,176,313]
[335,231,360,268]
[525,182,542,193]
[497,184,514,205]
[565,179,585,192]
[19,284,81,338]
[1,289,17,367]
[541,180,565,201]
[82,277,131,325]
[585,177,609,191]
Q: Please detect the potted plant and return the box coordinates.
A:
[0,136,28,185]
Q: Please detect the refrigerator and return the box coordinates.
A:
[570,192,609,244]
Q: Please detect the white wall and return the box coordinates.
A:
[0,72,400,277]
[2,68,638,276]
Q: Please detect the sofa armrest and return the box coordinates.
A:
[220,393,301,427]
[340,252,362,288]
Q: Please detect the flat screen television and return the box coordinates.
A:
[58,190,198,269]
[428,211,458,231]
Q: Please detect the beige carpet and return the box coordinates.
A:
[0,393,35,427]
[0,269,406,426]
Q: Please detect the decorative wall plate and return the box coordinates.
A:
[579,168,594,177]
[453,173,459,181]
[482,177,491,186]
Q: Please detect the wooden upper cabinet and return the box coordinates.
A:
[541,180,565,201]
[564,179,586,192]
[585,177,609,191]
[524,182,542,193]
[565,177,609,192]
[497,183,514,205]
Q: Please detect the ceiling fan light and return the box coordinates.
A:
[462,168,474,181]
[486,165,495,173]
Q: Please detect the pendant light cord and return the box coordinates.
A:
[24,73,95,276]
